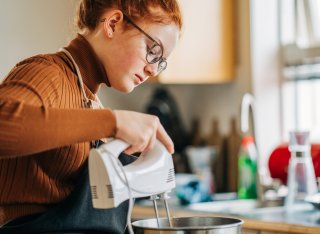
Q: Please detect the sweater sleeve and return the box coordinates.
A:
[0,57,116,158]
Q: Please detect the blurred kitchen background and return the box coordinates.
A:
[1,0,320,197]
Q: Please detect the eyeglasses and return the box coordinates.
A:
[101,15,167,75]
[123,15,167,75]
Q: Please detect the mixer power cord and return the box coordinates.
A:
[109,154,135,234]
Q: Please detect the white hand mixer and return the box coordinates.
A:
[88,139,176,232]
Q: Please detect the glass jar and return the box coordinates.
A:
[285,131,318,211]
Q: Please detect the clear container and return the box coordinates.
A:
[285,131,318,211]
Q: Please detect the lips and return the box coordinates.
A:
[135,74,144,84]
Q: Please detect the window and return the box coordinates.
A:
[280,0,320,141]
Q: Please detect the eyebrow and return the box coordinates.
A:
[123,14,161,46]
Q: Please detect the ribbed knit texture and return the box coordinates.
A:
[0,35,116,225]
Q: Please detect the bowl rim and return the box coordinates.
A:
[132,216,244,231]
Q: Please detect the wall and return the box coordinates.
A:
[0,0,78,77]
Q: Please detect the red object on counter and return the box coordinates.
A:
[268,144,320,185]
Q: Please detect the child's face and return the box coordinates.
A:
[103,19,180,93]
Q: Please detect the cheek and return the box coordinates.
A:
[108,50,144,92]
[108,50,137,78]
[115,35,147,73]
[121,56,135,69]
[121,49,144,69]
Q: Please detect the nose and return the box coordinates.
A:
[144,63,158,77]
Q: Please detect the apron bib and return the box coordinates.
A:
[1,152,137,234]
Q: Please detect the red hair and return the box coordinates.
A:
[76,0,182,31]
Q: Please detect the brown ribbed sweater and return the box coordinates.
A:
[0,34,116,225]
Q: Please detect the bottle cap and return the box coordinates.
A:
[241,136,254,146]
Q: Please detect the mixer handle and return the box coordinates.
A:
[102,138,130,157]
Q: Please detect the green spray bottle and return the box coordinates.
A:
[238,136,258,199]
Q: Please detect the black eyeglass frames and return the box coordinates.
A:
[101,14,167,75]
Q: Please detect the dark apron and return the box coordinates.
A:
[1,151,137,234]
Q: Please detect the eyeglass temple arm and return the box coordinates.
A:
[122,14,161,46]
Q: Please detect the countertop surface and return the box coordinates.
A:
[232,204,320,227]
[186,200,320,227]
[133,198,320,233]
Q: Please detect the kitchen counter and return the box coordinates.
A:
[132,200,320,234]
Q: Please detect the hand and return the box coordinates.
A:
[113,110,174,155]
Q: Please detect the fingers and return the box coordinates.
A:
[145,130,156,153]
[124,146,136,155]
[156,122,175,154]
[113,110,174,155]
[124,125,156,155]
[123,136,148,155]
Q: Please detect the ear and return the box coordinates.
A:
[102,10,123,38]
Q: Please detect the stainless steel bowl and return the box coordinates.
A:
[132,216,244,234]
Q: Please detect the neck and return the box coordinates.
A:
[81,33,102,94]
[82,75,101,95]
[62,33,110,95]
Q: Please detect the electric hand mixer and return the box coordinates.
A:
[88,138,176,230]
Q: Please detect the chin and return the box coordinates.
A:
[122,89,133,93]
[116,84,135,93]
[111,77,136,93]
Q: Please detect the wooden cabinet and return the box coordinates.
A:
[157,0,236,84]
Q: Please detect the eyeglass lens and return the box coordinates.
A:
[158,60,167,73]
[146,44,167,74]
[147,44,162,64]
